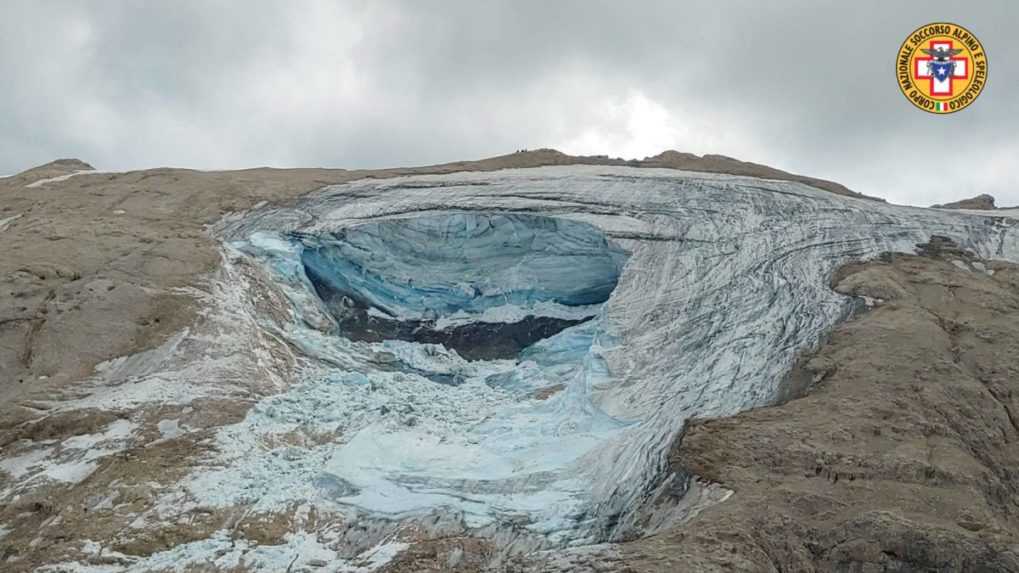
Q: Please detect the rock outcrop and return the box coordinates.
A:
[933,193,997,210]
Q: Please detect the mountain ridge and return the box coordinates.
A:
[5,148,877,202]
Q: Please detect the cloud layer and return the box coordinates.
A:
[2,1,1017,205]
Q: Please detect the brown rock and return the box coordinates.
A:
[932,193,997,210]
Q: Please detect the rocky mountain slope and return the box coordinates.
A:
[622,239,1019,572]
[933,193,998,210]
[1,153,1017,572]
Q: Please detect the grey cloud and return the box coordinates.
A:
[1,0,1016,205]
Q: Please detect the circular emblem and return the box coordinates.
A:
[896,23,987,114]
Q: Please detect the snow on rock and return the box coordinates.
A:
[38,531,409,573]
[0,447,55,480]
[0,213,22,231]
[156,419,182,440]
[24,170,98,188]
[0,419,138,495]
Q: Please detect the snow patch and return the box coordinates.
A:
[25,170,99,188]
[39,531,408,573]
[157,419,182,440]
[0,447,55,480]
[62,419,136,449]
[52,376,208,411]
[0,213,22,231]
[42,460,99,484]
[0,419,137,490]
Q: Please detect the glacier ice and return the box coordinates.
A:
[196,210,635,546]
[300,213,626,320]
[58,165,1019,564]
[297,213,627,360]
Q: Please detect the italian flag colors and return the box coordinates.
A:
[935,101,949,112]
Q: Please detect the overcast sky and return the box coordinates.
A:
[2,1,1017,205]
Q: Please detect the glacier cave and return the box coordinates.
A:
[298,213,628,361]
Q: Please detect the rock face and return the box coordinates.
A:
[622,239,1019,572]
[1,155,1018,571]
[933,193,997,210]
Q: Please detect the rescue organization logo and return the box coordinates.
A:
[897,23,987,114]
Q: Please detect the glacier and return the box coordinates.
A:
[197,166,1019,549]
[202,211,636,545]
[26,165,1019,569]
[297,213,628,360]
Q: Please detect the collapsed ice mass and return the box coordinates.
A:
[211,207,640,546]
